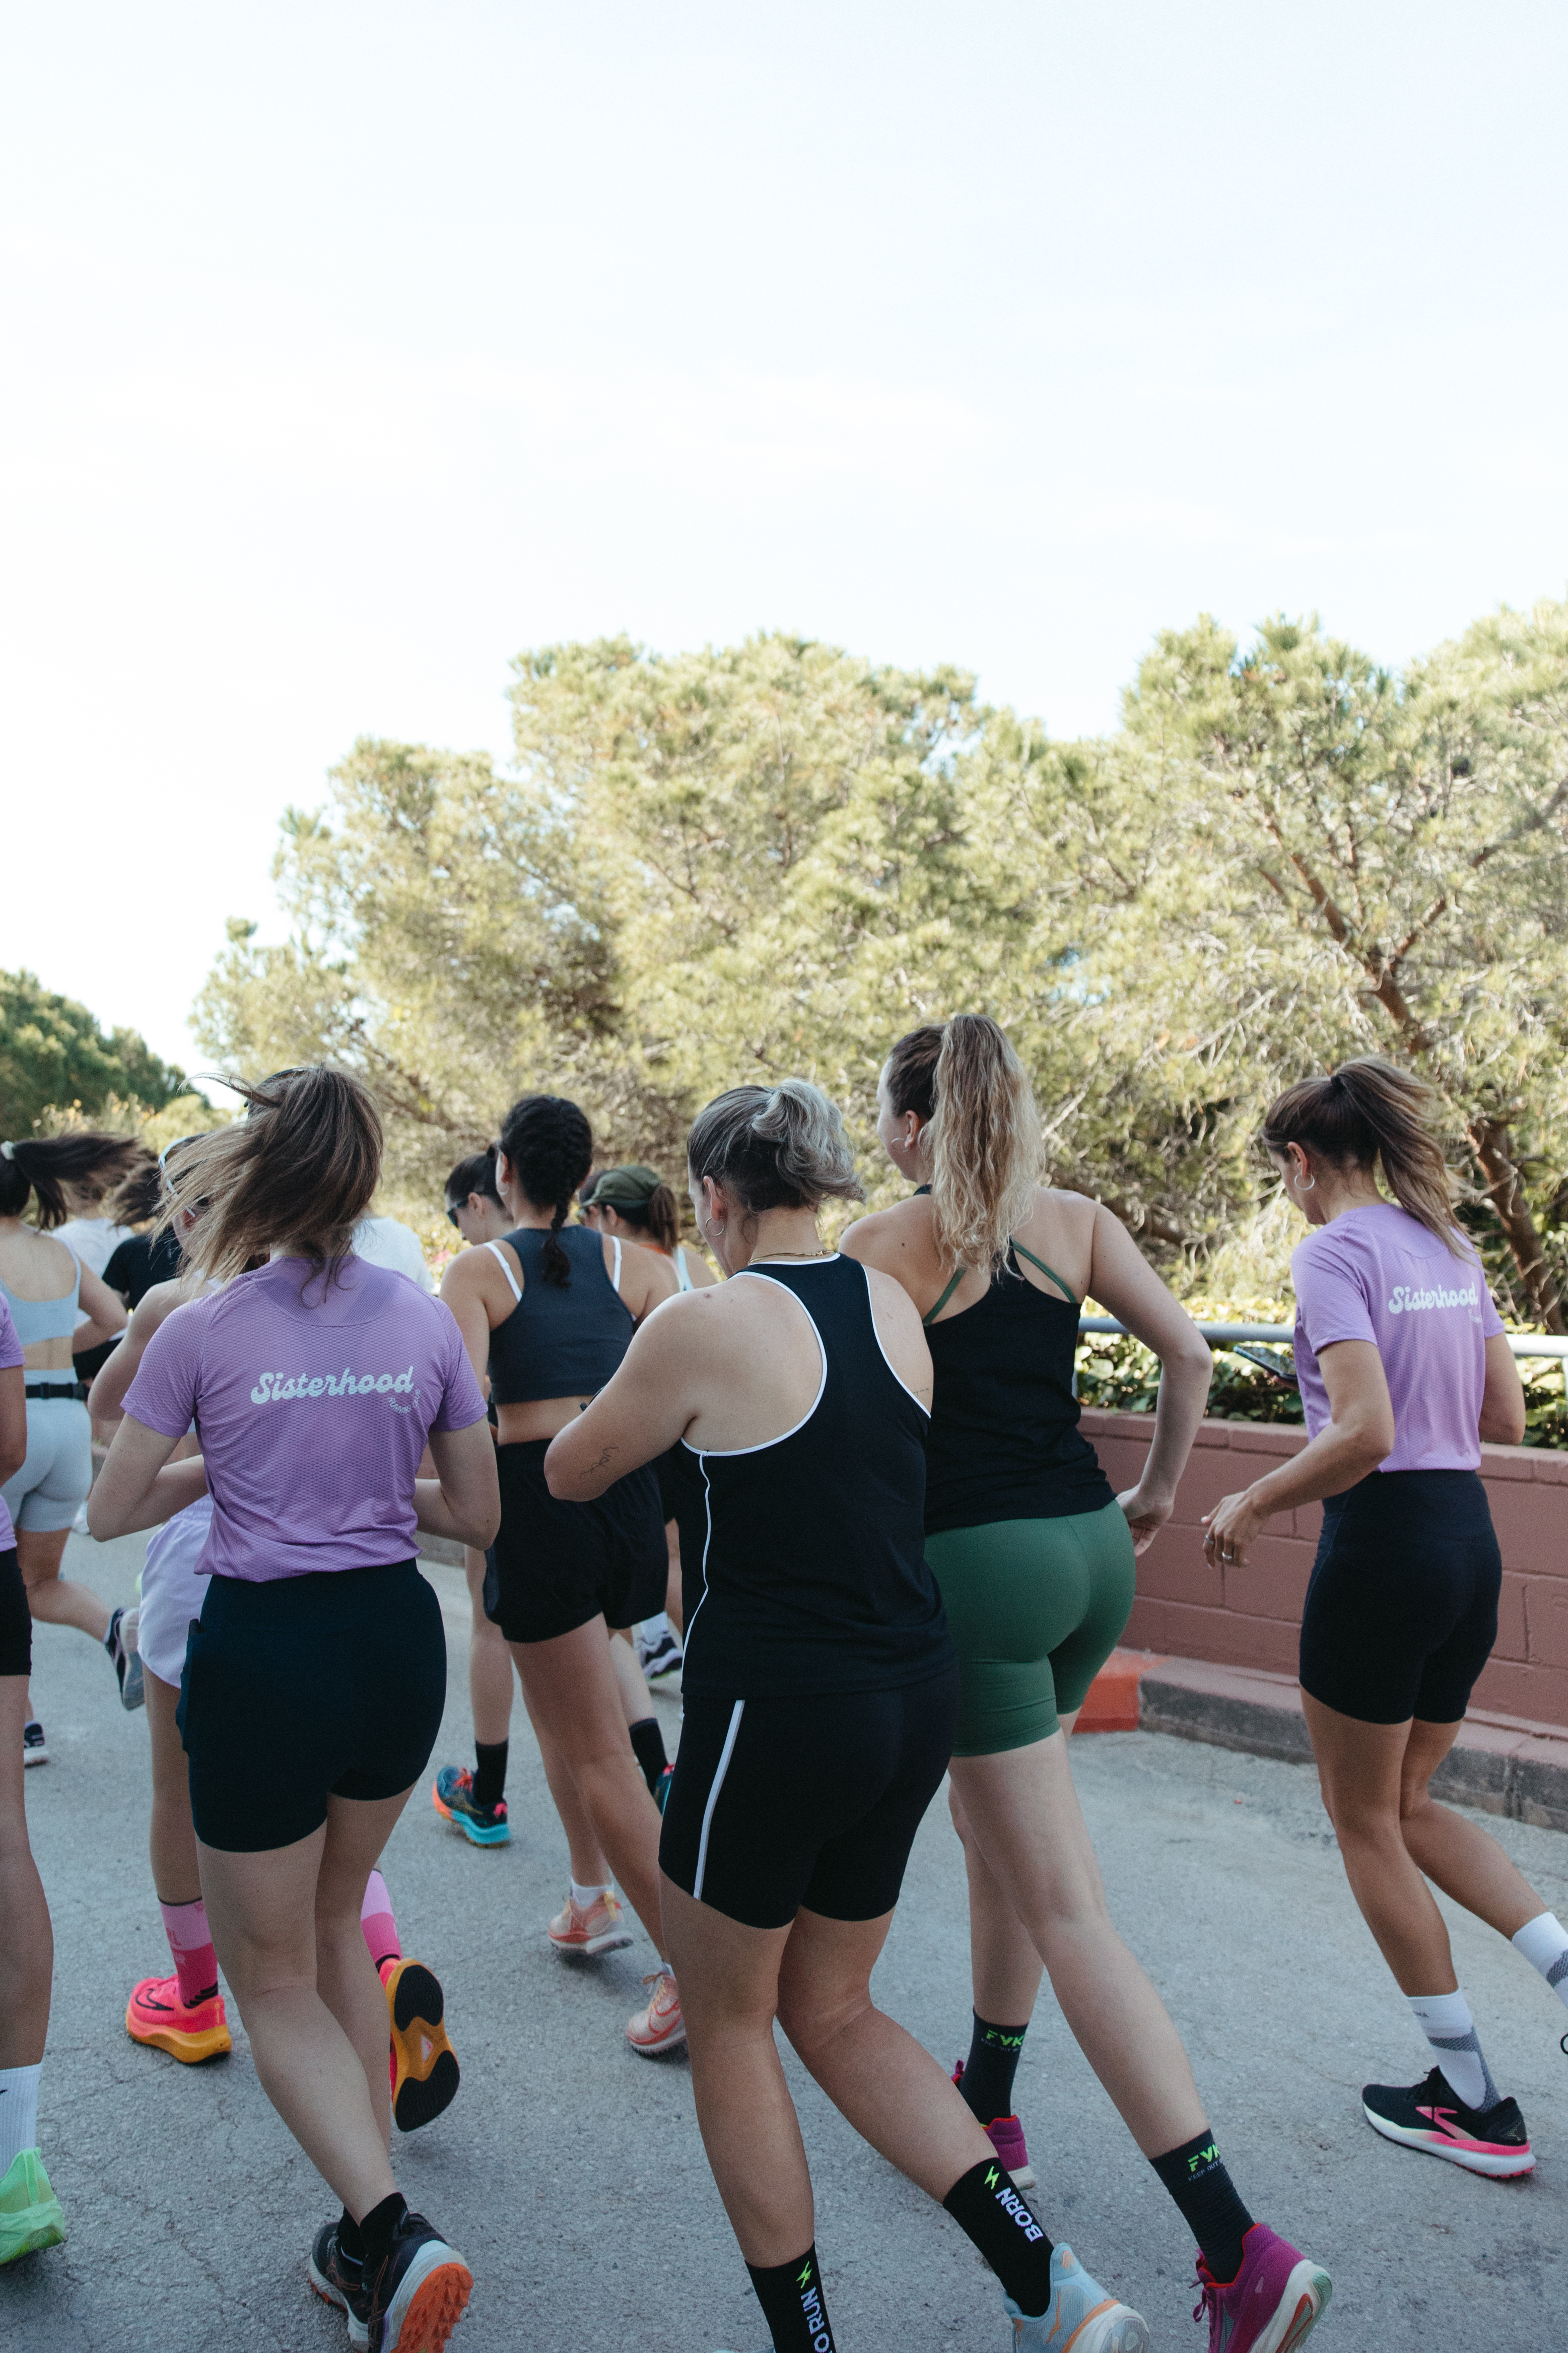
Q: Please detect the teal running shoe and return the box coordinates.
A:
[1006,2244,1150,2351]
[432,1764,509,1846]
[0,2149,66,2266]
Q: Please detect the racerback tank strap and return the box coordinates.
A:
[922,1240,1079,1326]
[484,1239,522,1303]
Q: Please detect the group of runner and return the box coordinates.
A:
[3,1021,1567,2353]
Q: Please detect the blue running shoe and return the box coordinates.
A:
[1007,2244,1150,2352]
[432,1764,510,1846]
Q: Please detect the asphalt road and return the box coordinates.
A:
[5,1529,1567,2353]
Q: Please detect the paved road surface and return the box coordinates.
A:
[6,1530,1567,2351]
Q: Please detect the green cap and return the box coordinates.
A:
[580,1162,664,1207]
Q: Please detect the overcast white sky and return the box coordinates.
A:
[4,1,1566,1073]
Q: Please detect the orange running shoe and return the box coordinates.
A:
[546,1887,633,1958]
[379,1958,460,2133]
[125,1975,232,2063]
[626,1969,686,2056]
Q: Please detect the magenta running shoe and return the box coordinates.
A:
[1194,2224,1331,2353]
[951,2060,1036,2189]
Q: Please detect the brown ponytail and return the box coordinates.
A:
[0,1132,143,1229]
[159,1067,382,1283]
[1261,1057,1464,1257]
[885,1014,1041,1274]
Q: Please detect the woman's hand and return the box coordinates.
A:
[1202,1486,1271,1568]
[1116,1482,1174,1556]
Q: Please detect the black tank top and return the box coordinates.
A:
[680,1255,952,1700]
[923,1242,1115,1534]
[485,1226,636,1405]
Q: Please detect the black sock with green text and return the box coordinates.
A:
[745,2245,836,2352]
[958,2011,1029,2123]
[629,1716,668,1796]
[942,2157,1055,2317]
[1150,2131,1254,2284]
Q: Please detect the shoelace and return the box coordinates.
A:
[1192,2274,1219,2331]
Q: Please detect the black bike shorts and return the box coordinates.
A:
[0,1548,30,1679]
[1299,1469,1501,1727]
[660,1664,960,1930]
[178,1559,446,1852]
[486,1440,667,1645]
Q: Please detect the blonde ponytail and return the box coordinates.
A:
[887,1015,1042,1273]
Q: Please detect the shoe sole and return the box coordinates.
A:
[433,1785,509,1845]
[23,1748,47,1767]
[1362,2102,1535,2176]
[627,2018,688,2056]
[309,2259,371,2351]
[126,2011,232,2063]
[386,1962,460,2133]
[378,2244,472,2353]
[547,1926,634,1957]
[1250,2261,1334,2353]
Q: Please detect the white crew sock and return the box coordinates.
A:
[570,1880,612,1910]
[1407,1991,1498,2112]
[1512,1911,1568,2010]
[0,2063,42,2173]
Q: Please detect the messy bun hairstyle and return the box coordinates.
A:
[687,1081,865,1217]
[157,1067,382,1284]
[1262,1057,1463,1257]
[0,1132,143,1229]
[497,1094,593,1287]
[884,1014,1042,1274]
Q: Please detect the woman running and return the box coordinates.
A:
[0,1290,66,2265]
[1,1131,139,1755]
[549,1079,1149,2353]
[439,1095,682,2048]
[1205,1059,1568,2179]
[845,1017,1330,2353]
[88,1066,497,2353]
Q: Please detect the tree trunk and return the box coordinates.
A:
[1467,1117,1566,1332]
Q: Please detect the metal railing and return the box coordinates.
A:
[1078,1316,1568,1362]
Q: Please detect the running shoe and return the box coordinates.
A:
[636,1626,683,1679]
[125,1975,232,2063]
[1007,2244,1149,2351]
[1361,2064,1533,2177]
[626,1969,686,2056]
[951,2060,1036,2189]
[309,2217,372,2351]
[22,1721,46,1767]
[1193,2224,1331,2353]
[104,1606,145,1711]
[0,2148,67,2267]
[431,1764,510,1847]
[546,1887,634,1957]
[379,1958,460,2134]
[363,2208,471,2353]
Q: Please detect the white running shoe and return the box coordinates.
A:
[626,1969,686,2056]
[636,1626,684,1679]
[1007,2245,1151,2351]
[546,1888,634,1958]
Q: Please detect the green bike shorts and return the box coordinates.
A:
[924,1500,1136,1754]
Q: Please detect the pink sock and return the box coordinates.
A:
[160,1899,219,2008]
[361,1868,401,1974]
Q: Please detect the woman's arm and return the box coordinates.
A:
[1478,1332,1527,1447]
[1086,1206,1214,1552]
[1202,1339,1394,1565]
[615,1236,679,1322]
[546,1303,700,1499]
[88,1280,183,1431]
[0,1364,25,1487]
[439,1251,497,1396]
[414,1418,501,1550]
[88,1416,210,1538]
[75,1262,129,1354]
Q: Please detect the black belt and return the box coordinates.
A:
[24,1381,90,1402]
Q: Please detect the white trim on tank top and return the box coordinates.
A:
[692,1700,745,1902]
[679,1268,828,1459]
[856,1258,931,1418]
[485,1231,621,1297]
[674,1246,696,1293]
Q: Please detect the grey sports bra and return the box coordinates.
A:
[0,1256,82,1348]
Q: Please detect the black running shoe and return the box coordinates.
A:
[22,1721,47,1767]
[364,2210,472,2353]
[309,2219,372,2350]
[1361,2065,1534,2177]
[105,1607,145,1710]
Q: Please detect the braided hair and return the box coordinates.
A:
[497,1094,594,1287]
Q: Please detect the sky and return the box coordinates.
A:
[4,1,1566,1075]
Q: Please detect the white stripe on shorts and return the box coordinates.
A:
[692,1700,745,1904]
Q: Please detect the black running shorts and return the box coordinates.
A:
[178,1559,446,1852]
[660,1664,960,1930]
[486,1439,667,1645]
[1299,1468,1502,1727]
[0,1547,30,1679]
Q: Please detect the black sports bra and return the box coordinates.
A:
[484,1226,636,1406]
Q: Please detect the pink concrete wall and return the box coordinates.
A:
[1081,1409,1568,1732]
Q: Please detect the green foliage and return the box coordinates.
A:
[0,969,186,1139]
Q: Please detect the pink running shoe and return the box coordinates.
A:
[950,2059,1037,2189]
[1361,2065,1534,2178]
[546,1888,634,1957]
[626,1970,686,2056]
[1194,2224,1331,2353]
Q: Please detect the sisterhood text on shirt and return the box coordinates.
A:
[249,1366,417,1403]
[1385,1282,1479,1316]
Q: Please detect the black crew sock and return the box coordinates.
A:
[629,1716,668,1797]
[472,1738,509,1810]
[336,2207,366,2264]
[1150,2132,1254,2284]
[942,2157,1054,2317]
[356,2190,408,2279]
[958,2011,1029,2123]
[745,2245,837,2353]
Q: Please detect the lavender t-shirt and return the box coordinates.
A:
[122,1256,487,1582]
[1290,1204,1504,1473]
[0,1297,23,1552]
